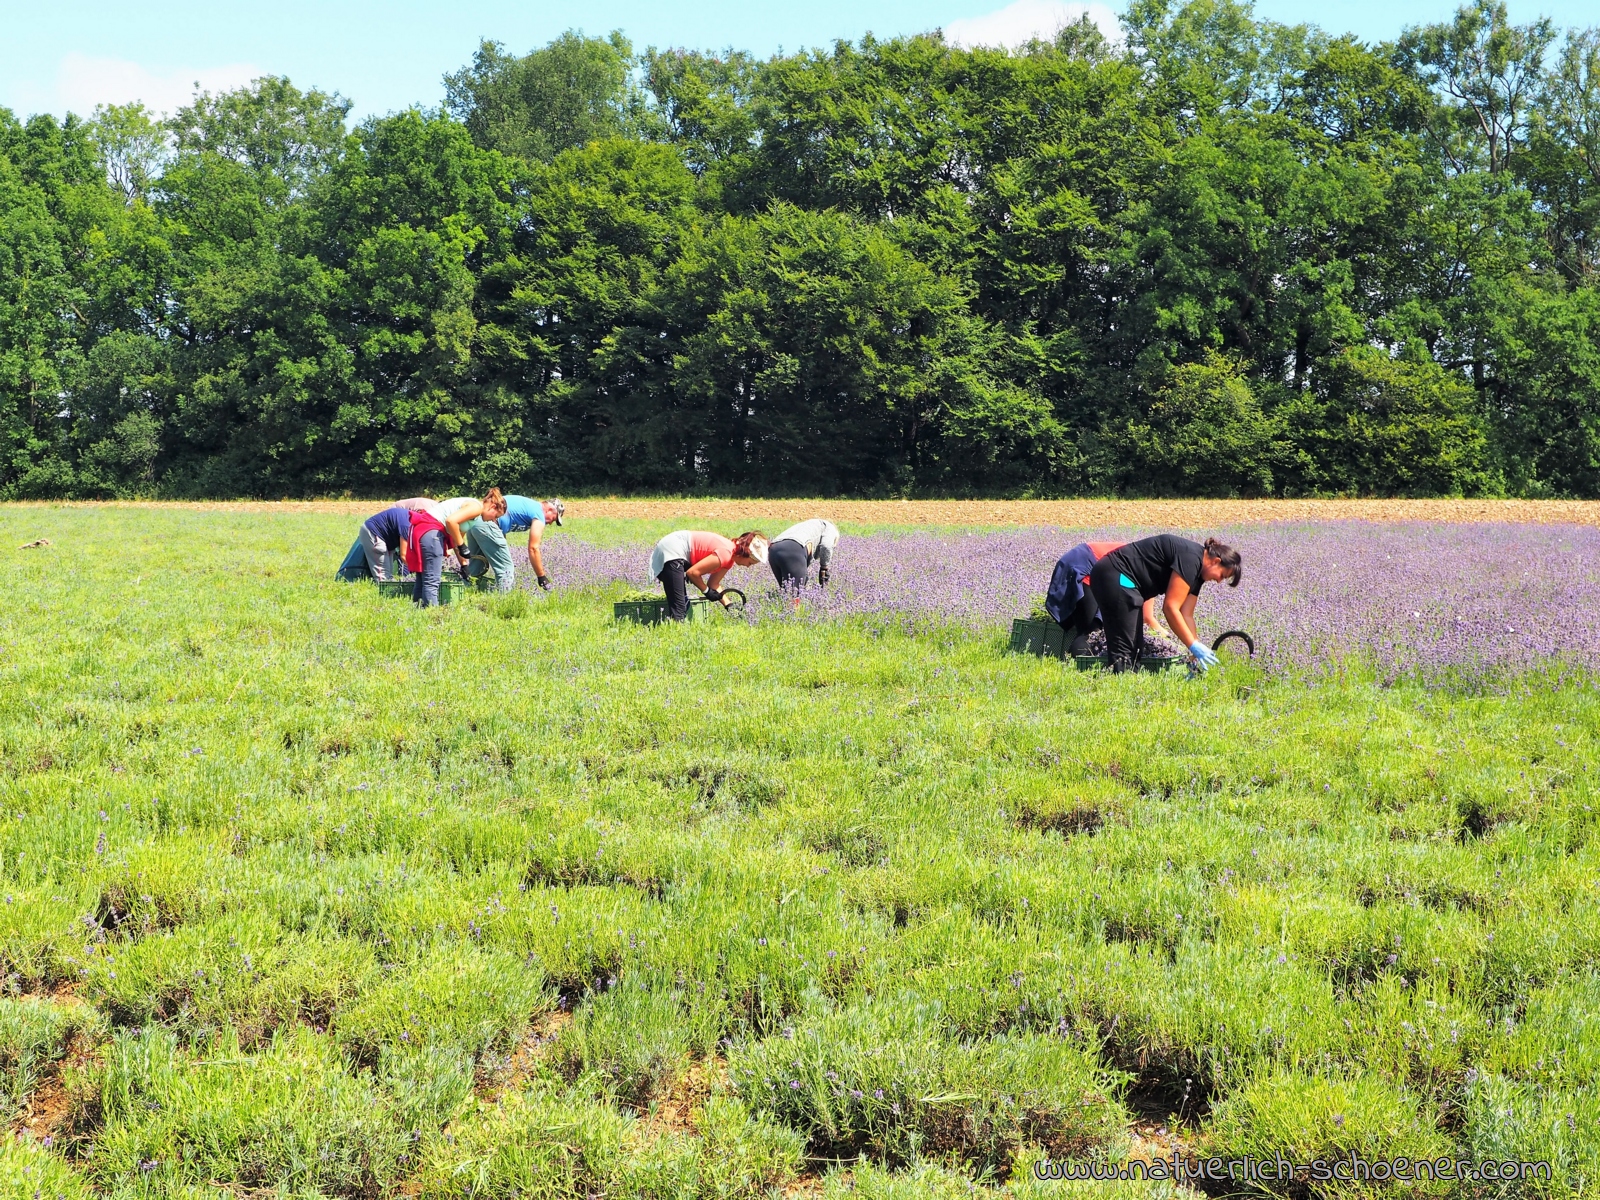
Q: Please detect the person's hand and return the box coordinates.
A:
[705,587,723,603]
[817,566,830,587]
[1188,641,1220,671]
[537,574,552,591]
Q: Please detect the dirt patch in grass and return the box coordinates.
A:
[1016,802,1109,838]
[475,1009,572,1102]
[9,1001,99,1145]
[1128,1119,1194,1165]
[15,498,1600,526]
[782,1175,827,1200]
[639,1057,724,1139]
[13,1071,74,1144]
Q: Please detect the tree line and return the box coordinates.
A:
[3,0,1599,498]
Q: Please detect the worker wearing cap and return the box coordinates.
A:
[769,519,839,589]
[648,530,769,621]
[767,518,839,610]
[497,496,565,591]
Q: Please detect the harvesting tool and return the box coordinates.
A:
[1211,630,1254,661]
[705,587,747,616]
[1186,629,1254,679]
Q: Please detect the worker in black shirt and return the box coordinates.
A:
[1087,535,1243,673]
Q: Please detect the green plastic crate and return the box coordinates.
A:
[1008,618,1067,659]
[613,596,714,625]
[375,577,458,605]
[1008,617,1186,672]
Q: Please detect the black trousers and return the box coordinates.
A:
[768,539,810,590]
[1062,590,1101,656]
[657,558,690,621]
[1088,556,1145,672]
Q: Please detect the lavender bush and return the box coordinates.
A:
[519,522,1600,681]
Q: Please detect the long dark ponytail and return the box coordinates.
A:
[1203,537,1243,587]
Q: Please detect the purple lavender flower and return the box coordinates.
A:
[533,521,1600,682]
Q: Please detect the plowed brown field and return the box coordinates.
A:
[15,497,1600,525]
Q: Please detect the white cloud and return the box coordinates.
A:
[54,53,263,118]
[943,0,1120,50]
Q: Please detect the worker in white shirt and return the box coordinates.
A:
[768,518,840,606]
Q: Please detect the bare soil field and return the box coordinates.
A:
[12,497,1600,524]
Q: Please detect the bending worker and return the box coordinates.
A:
[395,492,511,589]
[336,505,412,582]
[354,505,411,582]
[648,530,769,621]
[768,518,839,605]
[496,495,565,591]
[437,490,513,592]
[1087,535,1242,673]
[404,506,449,607]
[1045,541,1160,656]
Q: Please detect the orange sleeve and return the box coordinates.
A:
[688,532,736,570]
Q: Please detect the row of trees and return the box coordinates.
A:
[4,0,1599,497]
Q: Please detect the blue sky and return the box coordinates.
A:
[3,0,1594,124]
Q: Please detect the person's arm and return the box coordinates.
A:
[446,501,484,551]
[1141,597,1160,628]
[685,553,722,594]
[815,523,838,584]
[1163,572,1199,646]
[527,524,547,585]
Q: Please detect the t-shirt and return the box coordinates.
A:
[772,519,839,561]
[394,496,446,519]
[362,507,412,550]
[649,530,734,579]
[436,497,477,522]
[497,495,545,534]
[1084,541,1123,569]
[688,532,736,572]
[1103,534,1205,599]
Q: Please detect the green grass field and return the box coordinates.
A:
[2,507,1598,1199]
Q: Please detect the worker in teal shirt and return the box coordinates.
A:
[497,496,565,590]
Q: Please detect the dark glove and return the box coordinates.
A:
[817,566,830,587]
[537,574,552,591]
[704,587,723,602]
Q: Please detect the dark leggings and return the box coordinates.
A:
[412,529,444,607]
[1088,556,1145,672]
[768,539,810,590]
[657,558,690,621]
[1063,590,1101,656]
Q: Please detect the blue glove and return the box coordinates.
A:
[1188,641,1219,671]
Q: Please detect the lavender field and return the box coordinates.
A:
[5,505,1600,1196]
[524,520,1600,682]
